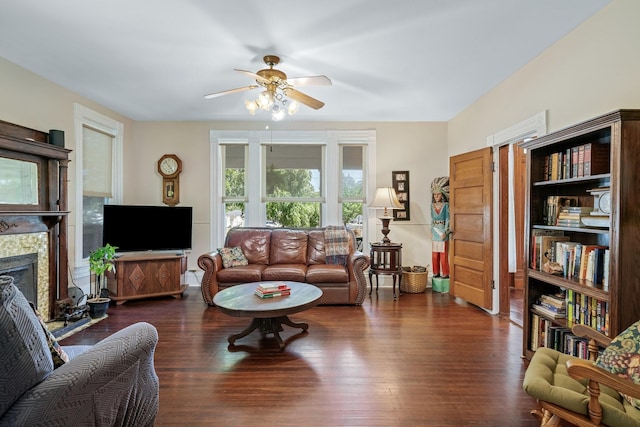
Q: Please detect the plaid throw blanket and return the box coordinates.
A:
[325,225,350,266]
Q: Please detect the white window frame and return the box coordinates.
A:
[73,103,124,281]
[210,129,376,249]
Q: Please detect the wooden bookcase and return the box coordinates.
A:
[521,109,640,360]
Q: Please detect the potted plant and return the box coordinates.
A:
[87,243,117,318]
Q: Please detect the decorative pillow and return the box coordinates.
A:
[30,302,69,368]
[596,319,640,409]
[218,247,249,269]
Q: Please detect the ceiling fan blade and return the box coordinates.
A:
[287,75,332,87]
[234,69,270,84]
[283,88,325,110]
[203,85,258,99]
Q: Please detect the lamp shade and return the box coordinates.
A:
[369,187,404,243]
[369,187,403,216]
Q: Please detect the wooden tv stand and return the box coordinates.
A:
[106,253,188,305]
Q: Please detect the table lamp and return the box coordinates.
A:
[369,187,403,243]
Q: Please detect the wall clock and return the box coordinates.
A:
[157,154,182,206]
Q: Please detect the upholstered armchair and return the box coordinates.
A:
[0,276,159,426]
[523,322,640,427]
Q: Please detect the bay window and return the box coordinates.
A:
[211,130,375,248]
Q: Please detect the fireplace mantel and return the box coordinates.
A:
[0,120,71,319]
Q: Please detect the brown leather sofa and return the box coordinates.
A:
[198,227,370,305]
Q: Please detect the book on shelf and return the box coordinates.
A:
[530,314,572,351]
[566,289,609,335]
[548,142,610,180]
[544,196,579,225]
[537,235,570,271]
[577,145,585,177]
[571,146,579,177]
[556,206,593,227]
[530,229,565,269]
[556,241,581,277]
[583,142,610,176]
[532,303,566,319]
[539,292,566,309]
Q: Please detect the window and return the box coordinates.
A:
[341,145,365,239]
[210,130,376,248]
[82,126,113,258]
[222,144,247,233]
[74,104,123,275]
[264,144,323,227]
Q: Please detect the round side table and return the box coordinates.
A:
[368,242,403,299]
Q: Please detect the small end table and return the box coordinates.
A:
[369,242,403,299]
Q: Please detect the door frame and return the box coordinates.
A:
[485,111,547,315]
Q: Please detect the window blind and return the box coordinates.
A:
[82,125,113,198]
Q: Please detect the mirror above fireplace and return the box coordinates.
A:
[0,157,39,206]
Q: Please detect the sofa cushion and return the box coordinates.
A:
[218,247,249,269]
[270,229,308,265]
[307,230,326,265]
[597,320,640,409]
[523,347,631,427]
[217,265,265,283]
[262,264,307,282]
[306,264,349,283]
[0,275,54,417]
[225,228,271,265]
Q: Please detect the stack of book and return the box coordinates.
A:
[255,282,291,298]
[532,293,566,319]
[556,207,592,227]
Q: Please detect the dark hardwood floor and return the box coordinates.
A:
[61,286,540,426]
[511,287,525,327]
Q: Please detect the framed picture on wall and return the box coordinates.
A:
[392,170,410,221]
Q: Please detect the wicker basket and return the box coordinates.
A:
[401,271,428,293]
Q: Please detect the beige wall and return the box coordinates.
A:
[132,120,448,271]
[448,0,640,155]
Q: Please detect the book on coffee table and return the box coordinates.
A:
[255,282,291,298]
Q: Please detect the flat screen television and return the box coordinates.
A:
[102,205,193,253]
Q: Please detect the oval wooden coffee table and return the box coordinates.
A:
[213,281,323,350]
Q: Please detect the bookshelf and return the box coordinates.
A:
[521,109,640,360]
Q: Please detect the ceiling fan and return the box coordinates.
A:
[204,55,331,120]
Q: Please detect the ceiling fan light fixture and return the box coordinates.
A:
[257,91,273,110]
[271,105,285,121]
[205,55,330,122]
[245,99,258,115]
[287,100,299,115]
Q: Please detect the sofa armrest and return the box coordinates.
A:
[198,251,223,305]
[2,322,159,427]
[348,250,370,305]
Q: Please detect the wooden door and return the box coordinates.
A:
[449,147,493,310]
[498,144,527,319]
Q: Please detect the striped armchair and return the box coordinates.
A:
[0,276,159,426]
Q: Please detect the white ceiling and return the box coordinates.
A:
[0,0,610,122]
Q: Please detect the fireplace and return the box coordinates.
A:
[0,253,38,308]
[0,120,71,320]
